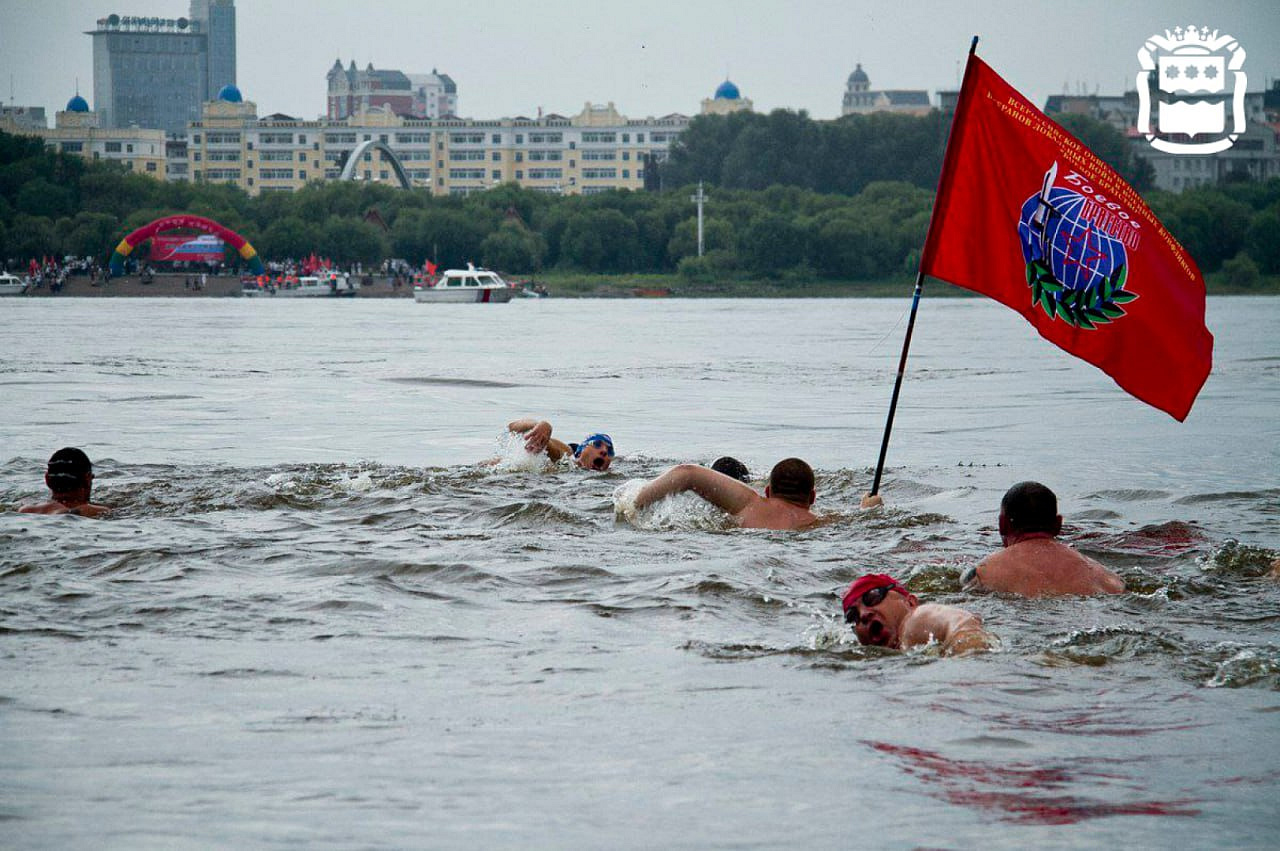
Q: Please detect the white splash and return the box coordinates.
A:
[612,478,732,531]
[342,473,374,493]
[491,431,556,473]
[265,472,297,492]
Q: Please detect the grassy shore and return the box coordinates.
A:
[529,272,961,298]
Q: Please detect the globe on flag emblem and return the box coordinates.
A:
[1015,170,1138,330]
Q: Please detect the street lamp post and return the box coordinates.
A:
[691,180,707,257]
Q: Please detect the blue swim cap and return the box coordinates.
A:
[573,433,614,458]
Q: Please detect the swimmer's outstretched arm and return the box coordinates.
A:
[508,417,569,461]
[634,464,757,514]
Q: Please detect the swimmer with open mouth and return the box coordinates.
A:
[505,418,616,472]
[842,573,995,655]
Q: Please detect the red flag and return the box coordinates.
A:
[424,260,438,277]
[921,54,1212,420]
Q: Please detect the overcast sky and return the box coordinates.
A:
[1,0,1277,123]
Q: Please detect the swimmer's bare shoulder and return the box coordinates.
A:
[976,540,1122,596]
[733,497,817,531]
[901,603,995,655]
[796,512,838,531]
[18,500,109,517]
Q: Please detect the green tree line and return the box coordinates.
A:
[1,112,1277,286]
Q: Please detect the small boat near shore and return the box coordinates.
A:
[0,272,30,296]
[514,280,549,298]
[413,265,516,304]
[242,272,357,298]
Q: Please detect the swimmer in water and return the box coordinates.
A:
[506,418,615,471]
[963,481,1124,597]
[633,458,822,530]
[842,573,995,655]
[710,456,751,483]
[19,447,110,517]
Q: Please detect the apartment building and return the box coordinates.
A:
[180,89,688,196]
[0,94,166,178]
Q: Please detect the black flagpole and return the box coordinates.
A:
[869,35,979,497]
[869,269,924,496]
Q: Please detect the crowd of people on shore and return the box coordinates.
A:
[3,255,94,292]
[2,255,236,293]
[20,420,1278,657]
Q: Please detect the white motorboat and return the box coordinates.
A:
[242,272,357,298]
[413,265,516,304]
[0,272,29,296]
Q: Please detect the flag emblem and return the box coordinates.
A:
[1017,164,1138,329]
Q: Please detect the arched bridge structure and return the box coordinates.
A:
[338,140,413,189]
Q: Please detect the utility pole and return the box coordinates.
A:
[691,181,707,257]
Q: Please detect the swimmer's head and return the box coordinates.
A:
[764,458,815,507]
[46,447,93,496]
[842,573,915,649]
[1000,481,1062,538]
[571,433,614,472]
[711,456,751,483]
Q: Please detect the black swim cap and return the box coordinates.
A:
[711,456,750,483]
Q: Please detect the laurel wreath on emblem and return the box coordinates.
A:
[1025,260,1139,329]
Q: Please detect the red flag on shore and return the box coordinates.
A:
[920,54,1212,420]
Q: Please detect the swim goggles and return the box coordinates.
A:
[573,433,614,458]
[843,584,894,624]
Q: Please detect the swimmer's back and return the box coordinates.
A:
[975,538,1123,596]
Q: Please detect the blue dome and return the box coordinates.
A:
[66,94,90,113]
[714,80,740,100]
[217,84,243,103]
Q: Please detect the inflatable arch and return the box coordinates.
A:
[109,214,265,275]
[338,140,413,189]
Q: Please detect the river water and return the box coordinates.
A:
[1,296,1277,848]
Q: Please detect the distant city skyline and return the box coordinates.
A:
[1,0,1278,125]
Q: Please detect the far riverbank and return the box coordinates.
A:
[10,270,1278,298]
